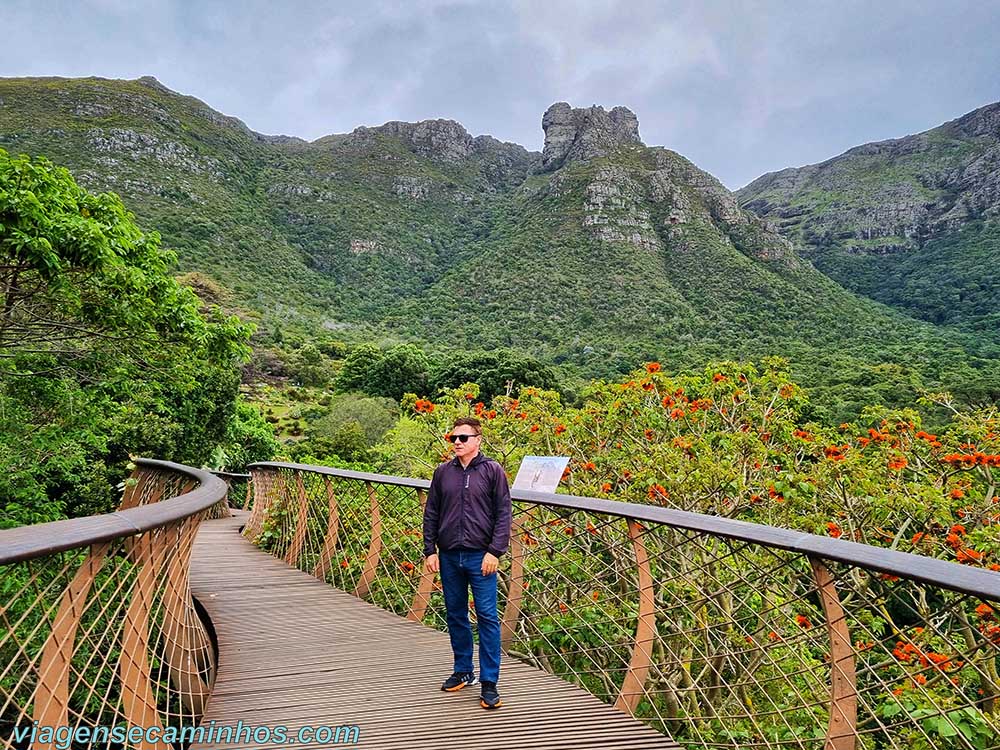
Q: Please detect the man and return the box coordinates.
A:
[423,416,512,710]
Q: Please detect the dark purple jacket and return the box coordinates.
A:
[423,452,512,558]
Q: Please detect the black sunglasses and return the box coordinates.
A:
[447,433,480,443]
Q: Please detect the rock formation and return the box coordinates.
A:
[540,102,642,171]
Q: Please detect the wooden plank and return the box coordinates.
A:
[190,513,678,749]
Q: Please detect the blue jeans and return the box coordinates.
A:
[438,549,501,684]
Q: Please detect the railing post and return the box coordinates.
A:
[31,542,111,743]
[615,517,656,715]
[408,489,435,622]
[313,475,341,580]
[810,556,858,750]
[284,471,309,568]
[500,514,528,650]
[353,481,382,599]
[160,516,211,714]
[118,531,171,750]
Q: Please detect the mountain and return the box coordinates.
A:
[737,102,1000,335]
[2,76,997,414]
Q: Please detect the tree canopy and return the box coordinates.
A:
[0,149,266,527]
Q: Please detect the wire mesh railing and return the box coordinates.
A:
[1,459,228,750]
[208,471,251,513]
[246,461,1000,750]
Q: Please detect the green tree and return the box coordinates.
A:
[335,343,382,392]
[0,149,252,526]
[366,344,431,401]
[431,349,559,401]
[0,148,234,359]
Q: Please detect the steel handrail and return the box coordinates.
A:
[248,460,1000,600]
[0,458,227,564]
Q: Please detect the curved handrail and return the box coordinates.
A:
[211,470,251,481]
[247,460,1000,600]
[247,460,1000,749]
[0,458,227,565]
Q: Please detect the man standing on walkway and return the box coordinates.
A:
[423,416,512,710]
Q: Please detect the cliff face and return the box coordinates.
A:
[740,102,1000,249]
[540,102,642,171]
[736,101,1000,330]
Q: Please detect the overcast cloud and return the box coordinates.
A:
[4,0,999,188]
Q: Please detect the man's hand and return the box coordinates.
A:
[481,552,499,575]
[425,553,439,574]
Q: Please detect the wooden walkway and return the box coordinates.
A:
[189,512,678,750]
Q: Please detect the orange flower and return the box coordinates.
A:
[554,424,567,435]
[485,410,497,419]
[586,521,598,535]
[558,602,568,614]
[951,524,966,536]
[580,461,596,471]
[825,444,848,461]
[768,631,779,641]
[712,373,726,382]
[950,488,965,499]
[975,603,994,620]
[414,398,436,413]
[887,456,908,471]
[644,428,656,440]
[796,614,812,629]
[645,362,662,373]
[530,424,540,432]
[911,532,927,545]
[474,402,485,416]
[340,559,349,569]
[793,429,812,441]
[600,482,612,492]
[670,408,685,420]
[779,385,795,399]
[956,547,983,563]
[827,522,842,538]
[648,484,670,502]
[592,591,600,601]
[400,561,415,573]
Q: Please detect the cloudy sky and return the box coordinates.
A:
[5,0,999,188]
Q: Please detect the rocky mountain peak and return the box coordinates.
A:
[540,102,642,171]
[348,118,476,161]
[945,100,1000,139]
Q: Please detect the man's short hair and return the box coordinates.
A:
[453,416,482,433]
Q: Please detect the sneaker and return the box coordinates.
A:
[441,671,477,692]
[480,680,502,709]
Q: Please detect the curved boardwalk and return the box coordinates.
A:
[189,512,678,750]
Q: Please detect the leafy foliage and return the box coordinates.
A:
[0,148,263,527]
[379,359,1000,569]
[2,77,997,424]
